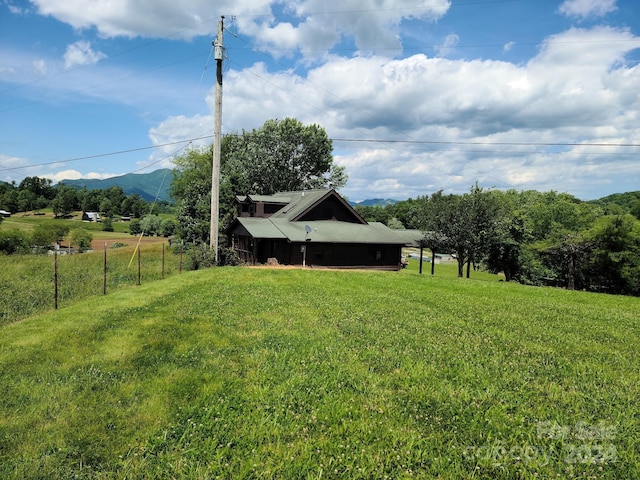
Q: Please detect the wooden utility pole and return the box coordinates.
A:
[210,16,224,262]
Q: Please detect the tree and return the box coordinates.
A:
[32,222,70,248]
[102,217,114,232]
[586,214,640,295]
[161,218,177,237]
[172,118,347,244]
[389,198,420,229]
[353,205,390,224]
[416,185,501,278]
[140,215,162,236]
[483,190,529,282]
[631,200,640,220]
[99,198,116,218]
[18,176,55,201]
[387,217,404,229]
[51,185,78,218]
[129,219,142,236]
[462,183,501,278]
[121,194,147,218]
[103,186,126,213]
[540,232,595,290]
[171,147,212,242]
[0,229,30,254]
[0,187,19,214]
[17,190,37,213]
[222,118,346,195]
[79,188,103,213]
[415,191,453,275]
[70,229,93,252]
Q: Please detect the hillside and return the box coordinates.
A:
[1,266,638,479]
[351,198,399,207]
[587,191,640,213]
[60,169,173,202]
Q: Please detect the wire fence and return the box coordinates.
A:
[0,241,187,325]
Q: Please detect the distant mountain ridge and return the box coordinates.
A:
[60,169,173,203]
[350,198,399,207]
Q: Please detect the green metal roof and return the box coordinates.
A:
[227,189,422,246]
[269,190,333,221]
[232,217,287,239]
[233,218,420,245]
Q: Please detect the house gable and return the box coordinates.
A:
[270,189,367,224]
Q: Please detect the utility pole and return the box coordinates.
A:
[210,16,224,261]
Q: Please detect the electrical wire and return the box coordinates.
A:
[0,136,212,173]
[3,134,638,176]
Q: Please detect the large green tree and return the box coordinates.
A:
[51,185,79,218]
[416,185,501,278]
[171,118,347,244]
[585,214,640,295]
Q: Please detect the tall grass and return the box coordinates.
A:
[1,266,638,479]
[0,242,181,325]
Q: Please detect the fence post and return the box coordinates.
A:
[180,241,183,273]
[137,246,141,286]
[54,249,58,309]
[103,241,107,294]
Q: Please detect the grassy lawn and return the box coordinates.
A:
[0,264,638,479]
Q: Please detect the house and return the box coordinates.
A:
[82,212,101,222]
[225,189,422,270]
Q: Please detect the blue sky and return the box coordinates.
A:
[1,0,639,201]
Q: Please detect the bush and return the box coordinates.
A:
[218,246,241,266]
[102,217,114,232]
[129,219,142,236]
[140,215,162,236]
[0,229,30,254]
[161,219,177,237]
[70,229,93,253]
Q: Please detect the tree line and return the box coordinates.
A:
[0,176,162,219]
[356,186,640,296]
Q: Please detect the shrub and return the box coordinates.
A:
[102,217,114,232]
[0,229,30,254]
[70,229,93,253]
[129,219,142,235]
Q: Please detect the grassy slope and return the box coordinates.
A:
[1,264,638,479]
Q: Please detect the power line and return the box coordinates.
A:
[332,138,640,148]
[4,134,639,175]
[0,136,211,173]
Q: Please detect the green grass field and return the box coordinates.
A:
[1,262,638,479]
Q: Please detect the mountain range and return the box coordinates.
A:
[60,169,173,203]
[56,169,399,206]
[54,169,638,210]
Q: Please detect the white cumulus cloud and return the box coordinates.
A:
[559,0,617,19]
[64,41,107,69]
